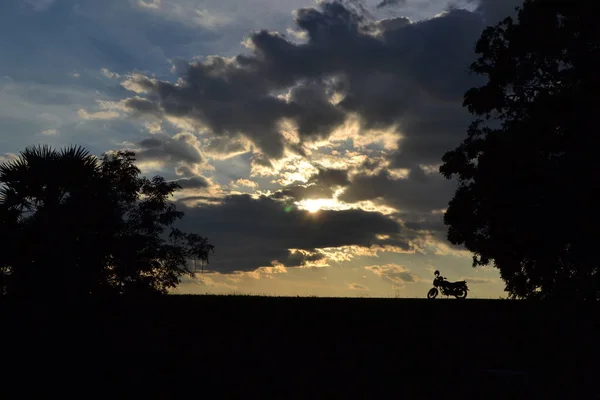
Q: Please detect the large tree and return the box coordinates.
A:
[440,0,600,299]
[0,145,213,300]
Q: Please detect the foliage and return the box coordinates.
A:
[440,0,600,299]
[0,145,213,299]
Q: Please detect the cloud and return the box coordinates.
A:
[276,249,326,267]
[131,132,206,170]
[459,277,496,284]
[348,283,368,290]
[138,0,161,9]
[175,193,409,273]
[41,128,58,136]
[119,1,487,166]
[203,136,251,159]
[311,167,350,187]
[272,166,350,201]
[172,176,210,189]
[364,263,421,284]
[101,68,121,79]
[339,167,456,214]
[376,0,406,9]
[231,178,258,189]
[78,109,120,120]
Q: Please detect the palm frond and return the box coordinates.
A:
[21,144,58,162]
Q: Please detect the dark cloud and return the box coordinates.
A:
[123,96,162,116]
[171,176,210,189]
[376,0,406,10]
[287,83,347,140]
[175,165,196,178]
[203,136,249,158]
[349,283,368,290]
[403,217,446,234]
[121,1,487,166]
[278,249,325,267]
[391,102,472,169]
[175,194,408,273]
[312,167,350,187]
[339,167,456,214]
[375,16,412,31]
[134,133,204,166]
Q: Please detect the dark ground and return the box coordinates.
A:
[1,296,598,399]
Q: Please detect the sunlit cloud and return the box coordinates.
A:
[416,235,472,258]
[310,150,370,171]
[246,264,289,279]
[135,159,166,174]
[77,109,120,120]
[136,0,233,29]
[101,68,121,80]
[348,283,368,291]
[316,244,414,264]
[297,198,342,213]
[305,115,401,152]
[364,264,422,285]
[251,152,319,183]
[41,128,58,136]
[231,178,258,190]
[137,0,161,9]
[459,277,497,285]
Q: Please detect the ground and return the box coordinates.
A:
[1,296,597,398]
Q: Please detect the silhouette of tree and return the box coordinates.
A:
[0,145,213,300]
[440,0,600,300]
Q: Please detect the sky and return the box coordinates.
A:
[0,0,524,298]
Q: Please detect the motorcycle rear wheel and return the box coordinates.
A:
[427,288,438,299]
[454,288,467,299]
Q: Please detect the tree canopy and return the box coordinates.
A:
[0,145,213,300]
[440,0,600,299]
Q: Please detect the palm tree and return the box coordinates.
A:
[0,145,102,298]
[0,145,100,214]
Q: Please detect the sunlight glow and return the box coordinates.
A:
[297,198,341,213]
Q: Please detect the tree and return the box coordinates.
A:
[0,145,213,300]
[440,0,600,300]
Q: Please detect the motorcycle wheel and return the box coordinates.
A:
[427,288,438,299]
[454,288,467,299]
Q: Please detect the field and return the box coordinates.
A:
[1,296,597,398]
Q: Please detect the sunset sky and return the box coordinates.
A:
[0,0,524,298]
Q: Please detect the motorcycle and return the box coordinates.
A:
[427,275,469,299]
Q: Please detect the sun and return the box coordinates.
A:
[297,198,341,213]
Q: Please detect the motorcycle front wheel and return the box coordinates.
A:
[427,288,438,299]
[454,288,467,299]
